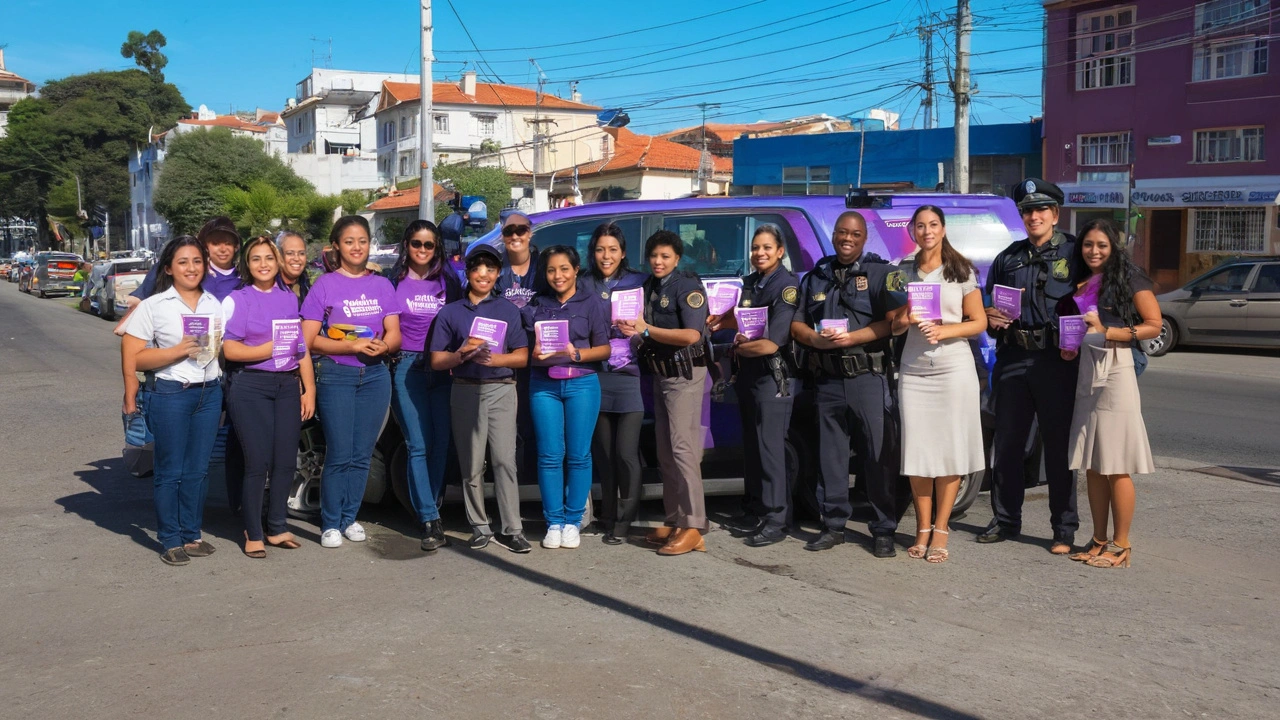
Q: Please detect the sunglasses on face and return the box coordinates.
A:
[502,224,530,237]
[408,239,437,250]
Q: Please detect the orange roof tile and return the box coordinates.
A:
[657,121,792,144]
[379,80,600,113]
[572,128,732,176]
[366,183,449,212]
[178,115,272,134]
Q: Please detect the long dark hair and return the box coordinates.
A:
[586,221,632,281]
[911,205,977,284]
[392,219,447,283]
[154,235,208,294]
[537,244,581,296]
[1077,218,1142,324]
[236,235,283,286]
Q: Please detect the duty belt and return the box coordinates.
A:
[1000,326,1058,351]
[642,343,707,380]
[809,351,889,379]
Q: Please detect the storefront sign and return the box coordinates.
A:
[1147,135,1182,146]
[1132,185,1280,207]
[1060,183,1129,208]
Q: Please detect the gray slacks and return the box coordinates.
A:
[451,382,522,535]
[653,367,709,531]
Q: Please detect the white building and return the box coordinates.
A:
[374,71,605,208]
[0,49,36,139]
[281,68,416,156]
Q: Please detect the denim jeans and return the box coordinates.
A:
[390,352,451,523]
[529,373,600,527]
[314,357,391,533]
[146,379,222,550]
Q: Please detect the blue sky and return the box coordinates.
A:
[3,0,1046,134]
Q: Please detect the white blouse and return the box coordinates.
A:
[125,286,224,384]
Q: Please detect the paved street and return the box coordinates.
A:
[1,282,1277,720]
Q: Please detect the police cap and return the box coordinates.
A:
[464,242,503,269]
[1012,178,1064,212]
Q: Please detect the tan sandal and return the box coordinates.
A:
[908,526,932,559]
[1086,542,1131,568]
[925,527,949,564]
[1069,537,1108,562]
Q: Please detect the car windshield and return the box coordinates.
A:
[1190,265,1251,293]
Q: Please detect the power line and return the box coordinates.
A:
[444,0,505,84]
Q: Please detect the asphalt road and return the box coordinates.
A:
[1,281,1277,720]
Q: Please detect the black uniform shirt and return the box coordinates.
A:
[643,270,708,352]
[984,230,1079,329]
[737,265,799,373]
[795,254,903,355]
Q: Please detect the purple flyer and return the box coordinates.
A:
[1059,315,1087,351]
[818,318,849,333]
[907,283,942,322]
[607,338,633,369]
[610,287,643,322]
[704,281,742,316]
[992,284,1023,320]
[181,315,210,338]
[469,316,507,352]
[535,320,571,354]
[733,306,769,341]
[271,319,303,369]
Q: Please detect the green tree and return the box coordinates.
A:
[120,30,169,82]
[430,163,513,230]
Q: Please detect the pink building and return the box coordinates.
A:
[1043,0,1279,288]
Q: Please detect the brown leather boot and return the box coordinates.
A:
[657,528,705,556]
[645,526,676,546]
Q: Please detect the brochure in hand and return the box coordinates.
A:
[704,280,742,316]
[535,319,571,354]
[907,283,942,322]
[610,287,644,322]
[992,284,1023,320]
[818,318,849,333]
[733,306,769,340]
[181,314,220,368]
[607,338,633,369]
[271,319,303,369]
[469,316,507,352]
[1059,315,1087,351]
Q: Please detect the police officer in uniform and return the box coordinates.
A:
[791,211,905,556]
[713,225,801,547]
[978,178,1080,553]
[617,229,711,556]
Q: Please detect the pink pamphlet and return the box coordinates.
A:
[1059,315,1087,351]
[704,281,741,316]
[733,306,769,341]
[1074,274,1101,315]
[992,284,1023,320]
[271,319,303,369]
[535,320,571,354]
[607,338,633,369]
[818,318,849,333]
[907,283,942,322]
[610,287,643,322]
[468,316,507,352]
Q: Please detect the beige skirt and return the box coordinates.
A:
[1068,335,1154,475]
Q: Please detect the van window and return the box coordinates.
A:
[660,213,797,278]
[942,212,1015,268]
[532,216,644,271]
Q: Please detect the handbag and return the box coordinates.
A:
[122,388,154,478]
[1131,342,1148,377]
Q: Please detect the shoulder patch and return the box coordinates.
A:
[1052,258,1069,280]
[686,291,705,309]
[782,286,798,305]
[885,269,907,292]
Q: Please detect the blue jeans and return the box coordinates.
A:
[314,358,391,533]
[529,373,600,527]
[146,379,222,550]
[390,352,451,523]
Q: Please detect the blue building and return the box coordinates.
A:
[732,120,1042,198]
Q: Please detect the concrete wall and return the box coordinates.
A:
[286,154,381,195]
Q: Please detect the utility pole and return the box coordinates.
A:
[529,60,550,211]
[918,24,935,130]
[696,102,720,194]
[418,1,435,222]
[953,0,972,193]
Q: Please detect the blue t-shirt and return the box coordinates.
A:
[429,294,528,381]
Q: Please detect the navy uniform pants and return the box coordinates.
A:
[736,372,799,532]
[989,347,1080,539]
[814,371,900,537]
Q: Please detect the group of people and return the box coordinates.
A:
[118,175,1158,570]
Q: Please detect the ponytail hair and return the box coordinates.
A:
[911,204,977,284]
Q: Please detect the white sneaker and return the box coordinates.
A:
[343,522,366,542]
[561,524,581,549]
[321,529,343,548]
[542,525,562,549]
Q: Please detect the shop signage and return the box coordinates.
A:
[1132,186,1280,207]
[1060,183,1129,208]
[1147,135,1182,146]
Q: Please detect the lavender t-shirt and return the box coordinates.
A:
[300,272,400,367]
[396,276,447,353]
[223,285,305,372]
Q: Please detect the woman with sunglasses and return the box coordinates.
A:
[578,222,648,544]
[222,236,315,558]
[300,216,401,549]
[496,212,546,497]
[389,220,463,552]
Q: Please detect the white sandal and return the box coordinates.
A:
[908,525,933,559]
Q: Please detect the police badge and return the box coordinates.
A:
[855,276,869,291]
[1052,258,1069,280]
[1024,179,1037,195]
[686,291,705,309]
[601,290,609,299]
[660,295,670,308]
[812,292,827,302]
[741,299,753,307]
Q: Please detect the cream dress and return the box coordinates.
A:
[1068,334,1155,474]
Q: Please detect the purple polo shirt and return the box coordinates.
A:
[429,294,527,381]
[223,285,305,372]
[395,275,447,353]
[300,271,400,367]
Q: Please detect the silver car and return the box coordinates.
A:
[1144,257,1280,356]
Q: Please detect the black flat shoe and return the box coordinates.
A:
[976,524,1020,544]
[494,532,532,554]
[720,513,762,532]
[468,532,491,550]
[183,539,216,557]
[804,529,846,552]
[602,533,625,546]
[421,520,448,552]
[744,529,786,547]
[872,535,897,558]
[160,547,190,566]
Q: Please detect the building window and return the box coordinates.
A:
[400,116,410,139]
[1194,127,1265,162]
[1077,170,1131,182]
[398,153,412,177]
[1075,7,1135,90]
[1194,0,1268,34]
[474,114,496,137]
[1079,132,1131,166]
[434,114,449,133]
[969,156,1025,196]
[1190,208,1267,254]
[1193,39,1268,81]
[781,166,831,195]
[382,121,396,146]
[600,136,610,159]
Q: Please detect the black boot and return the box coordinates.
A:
[421,520,447,551]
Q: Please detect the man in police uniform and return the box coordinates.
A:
[978,178,1080,553]
[791,211,904,556]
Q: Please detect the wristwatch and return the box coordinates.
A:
[572,347,581,362]
[641,327,651,339]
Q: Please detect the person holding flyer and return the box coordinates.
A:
[221,236,315,558]
[522,246,611,550]
[1058,219,1160,569]
[430,244,531,553]
[300,216,401,550]
[890,206,987,563]
[390,220,464,553]
[710,225,800,547]
[578,223,648,545]
[120,235,225,566]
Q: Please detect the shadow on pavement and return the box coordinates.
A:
[453,545,985,720]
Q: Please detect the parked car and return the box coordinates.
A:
[0,258,11,277]
[288,193,1030,520]
[1143,256,1280,356]
[8,258,29,283]
[25,252,84,297]
[87,258,151,320]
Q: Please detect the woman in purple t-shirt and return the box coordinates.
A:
[300,216,401,549]
[389,220,462,552]
[222,236,316,557]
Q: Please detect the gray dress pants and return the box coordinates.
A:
[451,381,522,536]
[653,367,710,531]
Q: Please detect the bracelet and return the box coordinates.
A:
[1129,325,1137,342]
